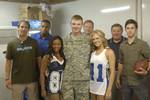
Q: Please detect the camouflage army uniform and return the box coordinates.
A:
[62,33,91,100]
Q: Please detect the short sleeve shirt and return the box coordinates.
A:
[31,32,53,56]
[6,37,41,84]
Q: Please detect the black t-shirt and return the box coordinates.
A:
[6,36,41,84]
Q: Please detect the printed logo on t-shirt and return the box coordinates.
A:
[16,46,32,52]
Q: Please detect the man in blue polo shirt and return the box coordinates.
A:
[31,19,53,57]
[31,19,53,100]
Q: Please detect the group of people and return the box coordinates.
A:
[4,14,150,100]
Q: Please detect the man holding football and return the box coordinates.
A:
[116,19,150,100]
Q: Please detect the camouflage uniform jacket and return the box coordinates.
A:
[63,33,91,81]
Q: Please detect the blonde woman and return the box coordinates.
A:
[90,30,115,100]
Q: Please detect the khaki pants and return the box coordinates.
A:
[12,82,38,100]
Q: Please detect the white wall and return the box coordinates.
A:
[0,44,11,100]
[143,0,150,45]
[0,0,149,44]
[0,2,20,99]
[0,1,21,26]
[51,0,150,45]
[51,0,136,38]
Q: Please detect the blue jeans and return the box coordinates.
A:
[121,80,148,100]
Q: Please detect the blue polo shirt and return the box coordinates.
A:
[31,32,53,56]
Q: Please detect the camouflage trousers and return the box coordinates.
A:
[62,80,89,100]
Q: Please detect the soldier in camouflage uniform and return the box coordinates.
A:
[62,15,91,100]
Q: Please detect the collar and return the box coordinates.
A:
[17,36,29,43]
[110,36,125,44]
[37,32,51,39]
[125,37,138,44]
[70,32,83,38]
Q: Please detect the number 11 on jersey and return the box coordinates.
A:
[90,63,103,82]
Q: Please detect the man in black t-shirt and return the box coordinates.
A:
[5,20,41,100]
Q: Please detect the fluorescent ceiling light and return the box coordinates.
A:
[101,5,130,13]
[142,4,145,8]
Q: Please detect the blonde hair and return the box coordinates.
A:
[90,29,108,50]
[71,15,83,21]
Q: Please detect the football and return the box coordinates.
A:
[133,59,149,71]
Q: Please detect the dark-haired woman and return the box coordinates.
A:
[40,36,65,100]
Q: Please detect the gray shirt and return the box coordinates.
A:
[119,38,150,86]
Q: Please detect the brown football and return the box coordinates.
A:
[133,59,149,71]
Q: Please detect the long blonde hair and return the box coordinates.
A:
[90,29,108,50]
